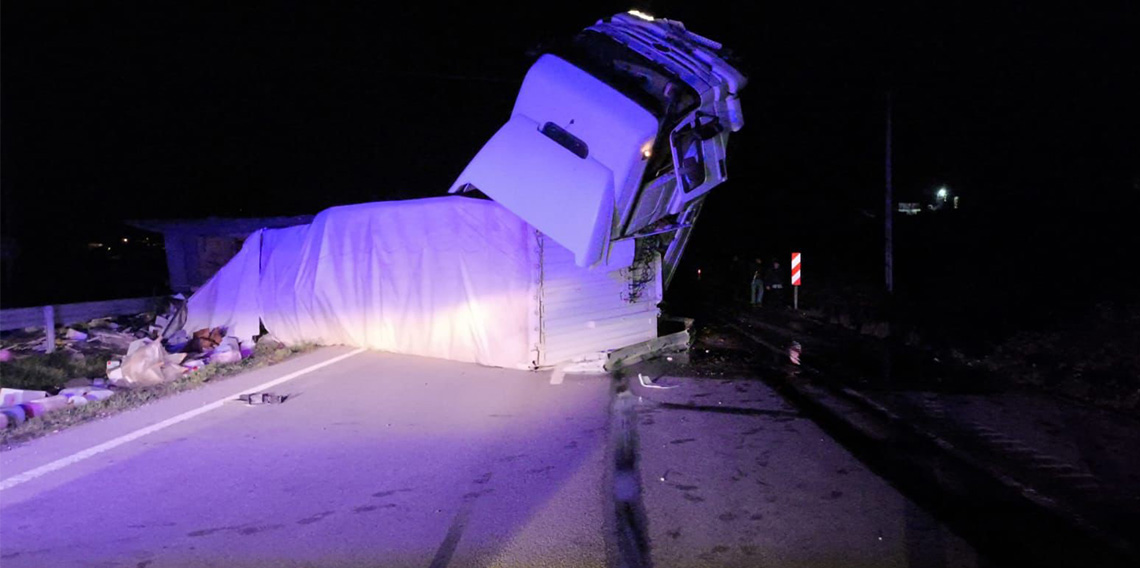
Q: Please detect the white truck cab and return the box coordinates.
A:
[450,11,746,288]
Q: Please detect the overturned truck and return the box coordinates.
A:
[184,11,746,369]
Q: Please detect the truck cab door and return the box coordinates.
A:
[449,115,616,268]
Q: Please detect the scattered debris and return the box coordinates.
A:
[0,294,255,429]
[165,329,191,352]
[186,327,225,354]
[606,325,695,372]
[238,392,289,405]
[0,407,25,427]
[106,359,124,381]
[2,388,49,406]
[20,395,69,417]
[208,336,242,365]
[637,373,679,390]
[256,334,285,350]
[116,339,188,387]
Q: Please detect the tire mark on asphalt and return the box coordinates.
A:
[427,504,472,568]
[612,384,652,568]
[296,511,335,525]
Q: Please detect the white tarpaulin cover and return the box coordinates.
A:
[185,197,537,368]
[182,230,264,342]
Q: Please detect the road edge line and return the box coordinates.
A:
[0,347,367,492]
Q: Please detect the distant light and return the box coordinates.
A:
[122,237,129,243]
[628,9,655,21]
[937,187,948,200]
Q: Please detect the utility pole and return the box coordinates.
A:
[885,92,894,295]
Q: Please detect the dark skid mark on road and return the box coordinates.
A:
[187,523,284,538]
[296,511,335,525]
[656,401,801,419]
[428,504,472,568]
[611,381,653,568]
[429,473,495,568]
[187,525,242,537]
[372,487,413,498]
[238,524,284,535]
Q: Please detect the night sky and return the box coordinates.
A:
[2,1,1137,315]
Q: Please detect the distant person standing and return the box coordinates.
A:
[751,258,765,306]
[763,259,788,308]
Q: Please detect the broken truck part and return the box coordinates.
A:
[178,12,745,369]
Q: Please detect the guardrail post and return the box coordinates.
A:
[43,305,56,353]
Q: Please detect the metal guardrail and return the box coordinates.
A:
[0,297,162,353]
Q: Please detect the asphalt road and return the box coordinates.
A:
[627,370,985,568]
[2,346,988,567]
[0,348,614,567]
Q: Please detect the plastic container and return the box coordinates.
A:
[59,387,92,399]
[1,388,49,406]
[84,389,116,402]
[1,405,27,426]
[21,395,69,417]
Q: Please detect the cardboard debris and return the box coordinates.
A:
[186,327,226,354]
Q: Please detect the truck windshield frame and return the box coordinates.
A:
[551,31,699,124]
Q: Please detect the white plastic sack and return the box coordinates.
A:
[117,340,166,387]
[118,340,187,387]
[208,337,243,365]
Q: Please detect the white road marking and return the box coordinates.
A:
[0,348,367,492]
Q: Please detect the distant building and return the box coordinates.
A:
[128,216,312,293]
